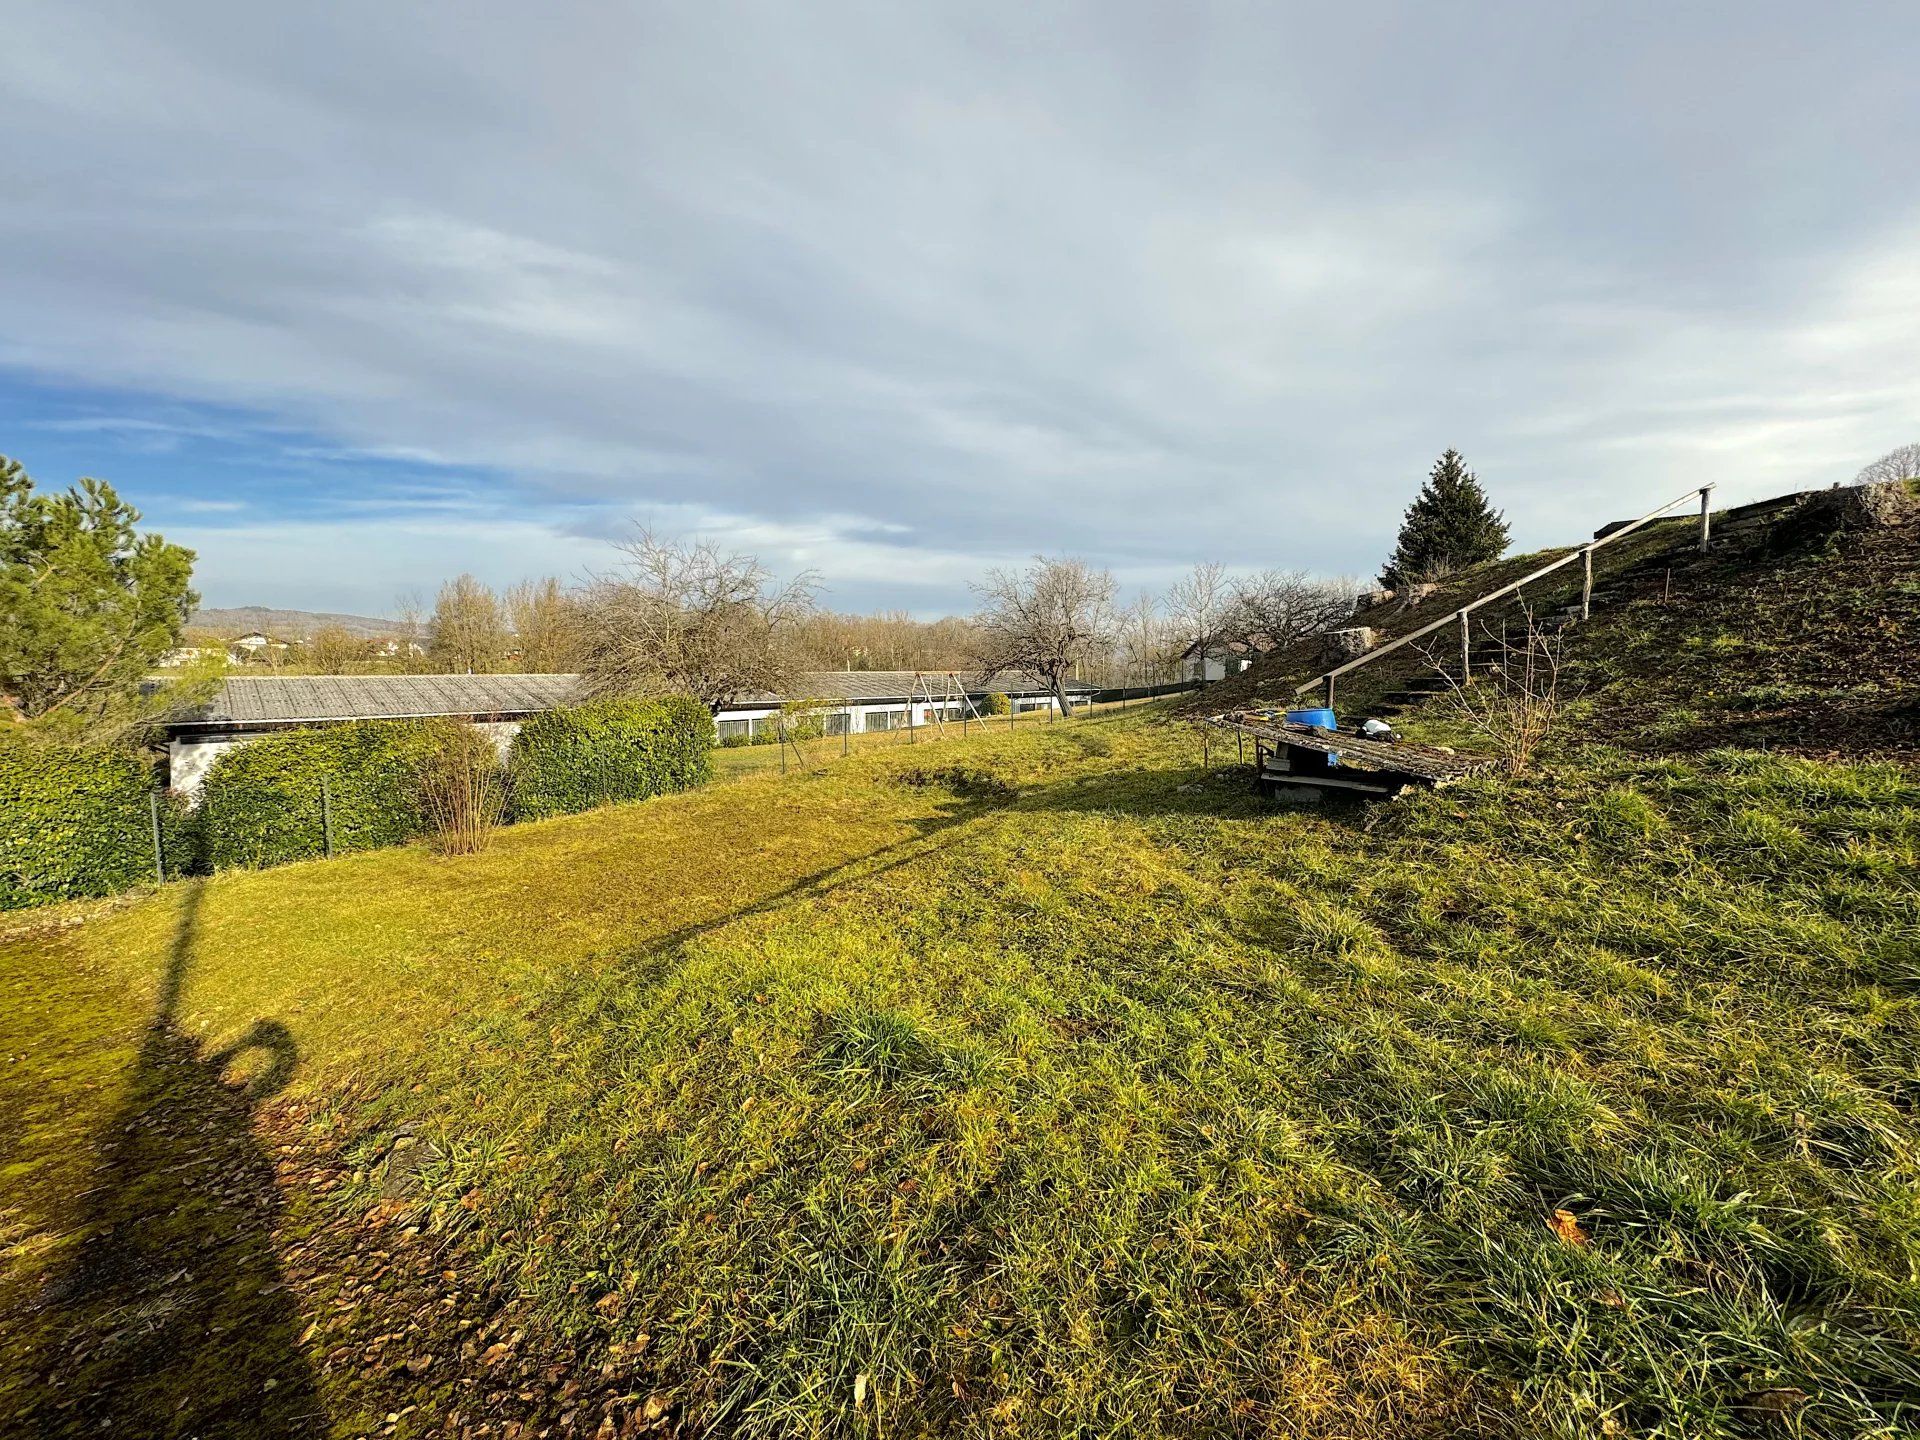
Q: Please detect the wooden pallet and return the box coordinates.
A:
[1204,710,1493,801]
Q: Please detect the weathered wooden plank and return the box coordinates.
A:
[1205,711,1492,781]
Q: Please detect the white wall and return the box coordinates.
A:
[168,718,526,800]
[714,694,1066,739]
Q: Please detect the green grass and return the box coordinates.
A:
[4,709,1919,1437]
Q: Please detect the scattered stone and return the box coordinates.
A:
[1769,479,1920,552]
[379,1135,444,1198]
[1318,627,1377,667]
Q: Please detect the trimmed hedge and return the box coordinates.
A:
[509,694,713,821]
[0,737,190,909]
[197,720,444,869]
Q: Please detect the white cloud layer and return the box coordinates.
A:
[2,1,1917,610]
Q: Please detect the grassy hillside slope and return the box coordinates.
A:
[1184,492,1873,739]
[3,523,1918,1438]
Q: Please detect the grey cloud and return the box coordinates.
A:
[3,1,1918,604]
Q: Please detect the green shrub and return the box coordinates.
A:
[982,691,1011,716]
[0,737,190,908]
[778,699,831,742]
[508,694,713,821]
[197,721,443,869]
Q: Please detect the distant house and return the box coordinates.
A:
[1179,638,1266,684]
[158,644,228,668]
[228,631,292,663]
[162,670,1092,795]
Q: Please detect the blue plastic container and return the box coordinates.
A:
[1284,707,1339,767]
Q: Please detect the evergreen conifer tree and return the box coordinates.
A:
[1378,449,1510,588]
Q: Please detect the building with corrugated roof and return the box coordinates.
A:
[163,671,1091,794]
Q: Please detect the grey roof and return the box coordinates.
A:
[178,669,1091,728]
[734,670,1097,706]
[193,673,583,725]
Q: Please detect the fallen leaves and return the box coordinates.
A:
[1549,1208,1589,1248]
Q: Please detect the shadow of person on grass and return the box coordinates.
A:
[29,879,325,1439]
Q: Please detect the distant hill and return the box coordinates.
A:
[189,606,414,640]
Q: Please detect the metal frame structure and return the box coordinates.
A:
[1300,484,1716,709]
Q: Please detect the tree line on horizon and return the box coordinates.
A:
[193,451,1515,703]
[11,442,1915,745]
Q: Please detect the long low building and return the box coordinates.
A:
[164,670,1092,794]
[713,670,1089,741]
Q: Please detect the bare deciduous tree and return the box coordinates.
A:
[304,625,369,674]
[1223,569,1356,654]
[390,590,431,673]
[791,609,980,673]
[1163,562,1231,679]
[970,556,1116,714]
[577,530,818,706]
[506,577,582,673]
[1856,444,1920,486]
[1428,607,1568,775]
[1115,594,1175,688]
[429,574,509,675]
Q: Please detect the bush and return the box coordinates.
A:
[0,737,190,908]
[197,721,442,869]
[780,701,826,742]
[982,691,1011,716]
[418,722,509,856]
[508,694,713,821]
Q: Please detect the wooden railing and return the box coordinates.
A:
[1298,483,1716,709]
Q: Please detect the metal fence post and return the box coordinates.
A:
[321,777,334,858]
[1698,486,1712,552]
[149,791,166,884]
[1459,611,1472,680]
[1581,547,1594,621]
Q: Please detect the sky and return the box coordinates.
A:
[3,2,1916,618]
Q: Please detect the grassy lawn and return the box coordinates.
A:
[711,705,1154,784]
[4,699,1917,1438]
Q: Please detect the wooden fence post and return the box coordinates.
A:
[1459,611,1472,680]
[1324,674,1335,710]
[1698,487,1712,552]
[149,791,166,883]
[1581,547,1594,621]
